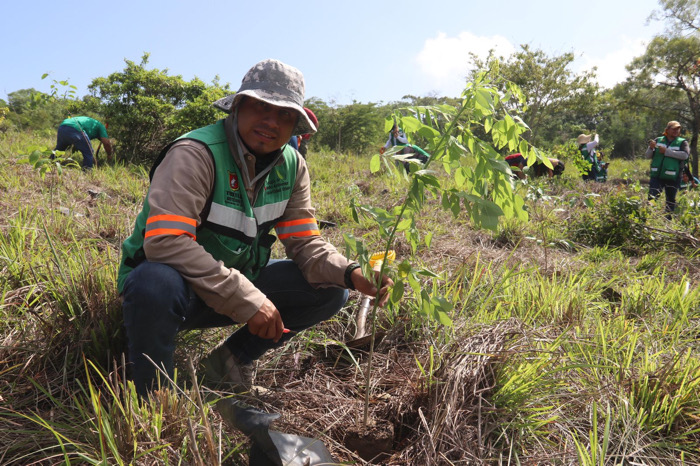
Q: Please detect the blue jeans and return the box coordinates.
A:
[648,177,680,213]
[55,124,95,169]
[121,260,348,396]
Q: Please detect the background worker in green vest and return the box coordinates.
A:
[118,59,393,397]
[54,116,113,169]
[577,133,607,182]
[380,123,430,172]
[646,120,690,214]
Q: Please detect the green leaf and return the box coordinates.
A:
[401,116,422,133]
[397,260,412,279]
[417,268,441,278]
[41,73,49,79]
[417,126,440,140]
[416,173,441,189]
[350,199,359,223]
[518,139,529,158]
[343,233,359,256]
[396,218,413,232]
[29,151,41,164]
[370,154,381,173]
[454,167,468,188]
[475,89,493,114]
[391,281,404,303]
[384,117,395,133]
[449,195,461,217]
[408,273,422,295]
[432,309,453,326]
[424,231,433,248]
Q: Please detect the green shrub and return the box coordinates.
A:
[568,191,653,252]
[88,54,230,164]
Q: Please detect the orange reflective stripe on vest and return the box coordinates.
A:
[145,214,197,239]
[276,218,320,240]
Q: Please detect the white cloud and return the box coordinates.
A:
[415,31,516,97]
[576,36,649,88]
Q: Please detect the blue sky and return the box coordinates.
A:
[2,0,666,106]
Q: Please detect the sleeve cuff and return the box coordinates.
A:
[344,263,361,290]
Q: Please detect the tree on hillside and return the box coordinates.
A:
[654,0,700,31]
[88,53,230,163]
[397,95,461,108]
[596,85,678,159]
[470,46,600,147]
[4,88,71,131]
[628,33,700,176]
[309,99,384,155]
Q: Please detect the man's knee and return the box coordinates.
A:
[318,287,349,321]
[122,262,188,323]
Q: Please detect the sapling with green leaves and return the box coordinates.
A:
[345,64,548,427]
[18,146,81,210]
[19,146,80,179]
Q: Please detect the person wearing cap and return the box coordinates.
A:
[505,153,527,180]
[532,158,565,178]
[577,133,605,182]
[297,107,318,159]
[680,164,699,190]
[286,107,318,159]
[381,123,409,153]
[646,120,690,213]
[54,116,113,169]
[380,123,430,173]
[117,59,393,397]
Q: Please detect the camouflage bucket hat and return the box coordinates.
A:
[213,59,317,135]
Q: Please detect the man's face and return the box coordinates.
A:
[667,125,681,138]
[237,97,298,156]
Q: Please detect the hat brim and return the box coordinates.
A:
[577,134,592,145]
[213,92,317,136]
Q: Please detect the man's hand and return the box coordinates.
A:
[649,140,657,150]
[351,267,394,307]
[247,298,284,342]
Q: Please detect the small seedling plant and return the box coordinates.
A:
[345,64,549,426]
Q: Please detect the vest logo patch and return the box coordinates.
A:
[229,172,239,191]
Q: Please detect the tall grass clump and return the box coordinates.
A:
[3,95,700,463]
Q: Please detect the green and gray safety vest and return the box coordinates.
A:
[579,145,606,182]
[117,119,298,293]
[650,136,686,181]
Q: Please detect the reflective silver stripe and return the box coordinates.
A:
[145,219,197,235]
[253,199,289,224]
[207,203,257,237]
[277,221,319,236]
[208,199,290,236]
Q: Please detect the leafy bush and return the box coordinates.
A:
[308,98,385,155]
[3,88,73,132]
[567,191,653,252]
[676,189,700,236]
[88,54,230,164]
[553,140,591,178]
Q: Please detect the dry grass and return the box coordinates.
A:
[2,137,700,464]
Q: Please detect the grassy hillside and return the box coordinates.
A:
[1,129,700,465]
